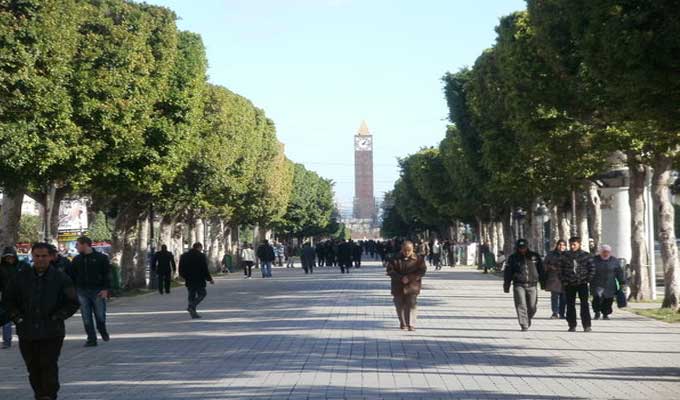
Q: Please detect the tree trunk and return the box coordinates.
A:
[558,206,571,242]
[172,221,184,257]
[495,221,504,256]
[628,157,651,301]
[576,191,590,250]
[207,217,221,272]
[195,218,205,246]
[188,219,197,246]
[588,182,602,249]
[652,154,680,310]
[502,215,513,257]
[0,189,24,248]
[529,200,543,254]
[549,205,560,248]
[135,216,150,288]
[159,216,174,250]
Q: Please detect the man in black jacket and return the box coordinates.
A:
[179,242,213,319]
[503,239,545,331]
[67,236,112,347]
[256,240,275,278]
[152,245,176,295]
[2,242,80,400]
[1,246,30,349]
[561,237,596,332]
[337,240,353,274]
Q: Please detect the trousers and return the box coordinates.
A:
[393,295,418,327]
[513,284,538,329]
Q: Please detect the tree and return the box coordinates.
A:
[18,215,41,243]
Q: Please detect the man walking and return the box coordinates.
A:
[0,246,30,349]
[352,240,363,268]
[152,245,176,295]
[2,242,80,400]
[256,240,275,278]
[68,236,112,347]
[178,242,214,319]
[241,243,255,279]
[432,239,442,270]
[301,242,316,274]
[561,237,596,332]
[503,239,545,332]
[337,239,353,274]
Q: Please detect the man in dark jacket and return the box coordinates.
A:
[67,236,112,347]
[1,246,31,349]
[2,242,80,400]
[301,243,316,274]
[48,245,71,273]
[504,239,545,331]
[179,242,213,319]
[561,237,596,332]
[352,240,363,268]
[337,240,353,274]
[152,245,176,295]
[256,240,275,278]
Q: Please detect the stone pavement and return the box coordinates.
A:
[1,262,680,400]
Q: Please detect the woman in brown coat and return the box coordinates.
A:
[386,241,427,331]
[543,240,568,319]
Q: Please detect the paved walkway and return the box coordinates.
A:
[1,262,680,399]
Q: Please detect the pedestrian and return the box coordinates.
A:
[503,239,545,331]
[482,242,495,274]
[152,245,176,295]
[591,244,625,320]
[285,243,296,268]
[178,242,214,319]
[301,242,316,274]
[432,239,442,270]
[2,242,80,400]
[0,246,30,349]
[256,240,275,278]
[274,241,285,267]
[416,240,430,266]
[67,236,112,347]
[48,245,71,272]
[337,239,353,273]
[386,240,427,331]
[543,240,568,319]
[241,243,255,279]
[352,240,363,268]
[561,237,596,332]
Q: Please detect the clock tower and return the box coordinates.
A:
[353,120,376,221]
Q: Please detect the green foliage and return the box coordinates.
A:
[89,212,112,242]
[18,214,41,243]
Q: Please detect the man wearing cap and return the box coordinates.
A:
[561,237,596,332]
[0,246,30,349]
[503,239,545,331]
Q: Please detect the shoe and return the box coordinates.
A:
[101,331,110,342]
[594,312,601,320]
[84,341,97,347]
[550,314,559,320]
[568,327,576,332]
[407,326,416,331]
[521,327,529,332]
[584,327,592,332]
[400,325,406,330]
[191,313,202,319]
[603,315,610,320]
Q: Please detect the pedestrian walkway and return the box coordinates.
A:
[1,263,679,399]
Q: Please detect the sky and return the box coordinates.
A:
[147,0,527,216]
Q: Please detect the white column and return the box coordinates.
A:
[600,187,632,263]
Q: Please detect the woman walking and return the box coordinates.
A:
[386,241,427,331]
[543,240,568,319]
[591,245,624,320]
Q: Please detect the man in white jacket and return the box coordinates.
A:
[241,244,256,279]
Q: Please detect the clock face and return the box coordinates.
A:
[355,136,372,151]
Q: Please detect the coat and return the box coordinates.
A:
[152,250,176,275]
[178,249,213,288]
[256,244,275,262]
[0,259,30,293]
[301,246,316,268]
[503,250,545,291]
[386,253,427,297]
[67,250,112,290]
[561,250,595,287]
[2,266,80,340]
[543,250,568,293]
[591,256,624,299]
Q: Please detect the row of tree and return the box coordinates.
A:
[0,0,336,288]
[382,1,680,311]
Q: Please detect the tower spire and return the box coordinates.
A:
[357,120,370,136]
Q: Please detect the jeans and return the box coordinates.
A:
[565,284,591,329]
[513,284,538,329]
[158,272,172,294]
[260,261,272,277]
[592,294,614,316]
[551,292,566,317]
[19,337,64,400]
[2,322,12,346]
[243,261,254,277]
[187,286,207,310]
[78,289,108,343]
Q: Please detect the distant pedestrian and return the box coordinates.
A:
[48,245,71,272]
[0,246,30,349]
[256,240,275,278]
[432,239,442,270]
[301,243,316,274]
[562,237,596,332]
[285,243,296,268]
[2,242,79,400]
[503,239,545,332]
[68,236,112,347]
[337,240,353,274]
[543,240,568,319]
[152,245,176,295]
[352,240,363,268]
[241,243,255,279]
[386,240,427,331]
[179,242,214,319]
[591,245,624,320]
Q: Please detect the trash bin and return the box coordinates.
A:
[223,254,233,273]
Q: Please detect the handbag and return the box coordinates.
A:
[616,290,628,308]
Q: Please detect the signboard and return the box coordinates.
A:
[58,199,88,232]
